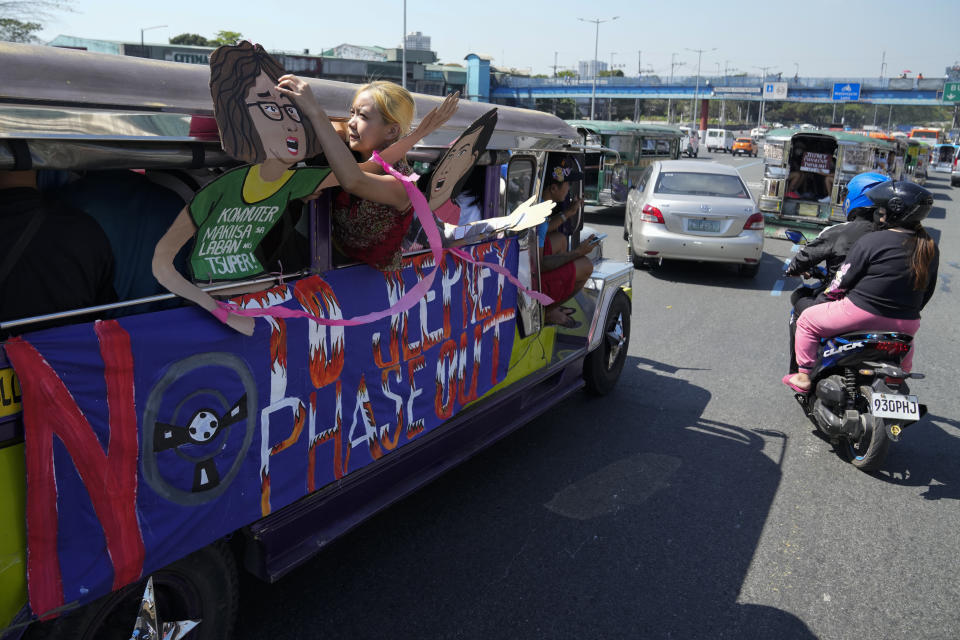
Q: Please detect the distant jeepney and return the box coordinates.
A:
[0,43,634,639]
[904,138,933,185]
[758,128,899,237]
[567,120,682,207]
[931,143,959,174]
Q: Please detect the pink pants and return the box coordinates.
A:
[795,297,921,374]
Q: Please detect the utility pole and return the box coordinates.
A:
[721,60,736,126]
[668,54,685,124]
[552,51,559,77]
[579,16,619,120]
[754,65,775,129]
[687,47,716,136]
[634,50,642,122]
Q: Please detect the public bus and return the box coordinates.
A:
[566,120,682,207]
[758,128,900,238]
[908,127,945,145]
[0,42,634,639]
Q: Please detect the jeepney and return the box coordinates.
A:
[758,128,899,238]
[931,143,959,174]
[566,120,682,207]
[0,43,633,640]
[904,138,933,185]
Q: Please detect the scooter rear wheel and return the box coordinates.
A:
[843,384,892,471]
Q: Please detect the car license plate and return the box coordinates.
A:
[871,393,920,421]
[0,367,22,418]
[797,203,820,217]
[688,219,720,232]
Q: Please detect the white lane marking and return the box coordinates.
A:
[770,258,792,297]
[738,159,764,170]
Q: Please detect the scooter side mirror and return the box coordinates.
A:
[784,230,806,244]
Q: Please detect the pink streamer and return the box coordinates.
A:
[216,153,551,327]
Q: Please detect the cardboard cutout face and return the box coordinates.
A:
[244,72,307,164]
[426,109,497,210]
[209,41,320,165]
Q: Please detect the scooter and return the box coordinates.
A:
[784,230,928,470]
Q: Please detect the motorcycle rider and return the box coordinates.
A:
[784,180,939,393]
[785,172,891,373]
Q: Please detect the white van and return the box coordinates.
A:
[704,128,735,153]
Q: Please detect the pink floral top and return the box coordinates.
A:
[331,160,414,272]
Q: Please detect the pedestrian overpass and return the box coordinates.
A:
[491,74,957,107]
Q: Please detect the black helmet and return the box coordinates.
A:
[864,180,934,228]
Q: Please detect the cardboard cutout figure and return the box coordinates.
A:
[152,42,456,334]
[403,109,554,250]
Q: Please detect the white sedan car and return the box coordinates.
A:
[624,160,764,277]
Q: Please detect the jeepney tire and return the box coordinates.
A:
[583,291,631,396]
[25,541,239,640]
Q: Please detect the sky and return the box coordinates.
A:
[34,0,960,80]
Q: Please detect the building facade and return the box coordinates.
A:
[46,35,465,97]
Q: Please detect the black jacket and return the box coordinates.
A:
[785,218,875,280]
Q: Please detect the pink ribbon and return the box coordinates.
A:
[215,153,551,327]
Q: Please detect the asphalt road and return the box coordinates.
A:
[235,151,960,639]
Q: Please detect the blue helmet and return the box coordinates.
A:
[843,172,891,220]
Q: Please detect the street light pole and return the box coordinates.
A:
[686,47,716,136]
[140,24,167,53]
[579,16,619,120]
[402,0,407,89]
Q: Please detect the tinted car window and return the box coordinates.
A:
[654,172,750,198]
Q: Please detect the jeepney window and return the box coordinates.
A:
[607,135,633,156]
[505,155,536,217]
[640,138,667,155]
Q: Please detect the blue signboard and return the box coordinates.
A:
[832,83,861,101]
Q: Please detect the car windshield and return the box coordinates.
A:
[654,171,750,198]
[736,138,751,143]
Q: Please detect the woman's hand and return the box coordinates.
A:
[277,74,324,118]
[408,91,460,143]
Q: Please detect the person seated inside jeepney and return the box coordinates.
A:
[152,42,458,335]
[537,155,596,329]
[0,169,117,331]
[403,165,487,251]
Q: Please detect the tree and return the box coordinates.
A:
[169,33,211,46]
[212,30,243,46]
[0,17,40,42]
[598,69,624,78]
[0,0,73,42]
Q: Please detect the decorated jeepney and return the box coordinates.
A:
[758,128,900,238]
[0,43,633,639]
[566,120,682,207]
[904,138,933,185]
